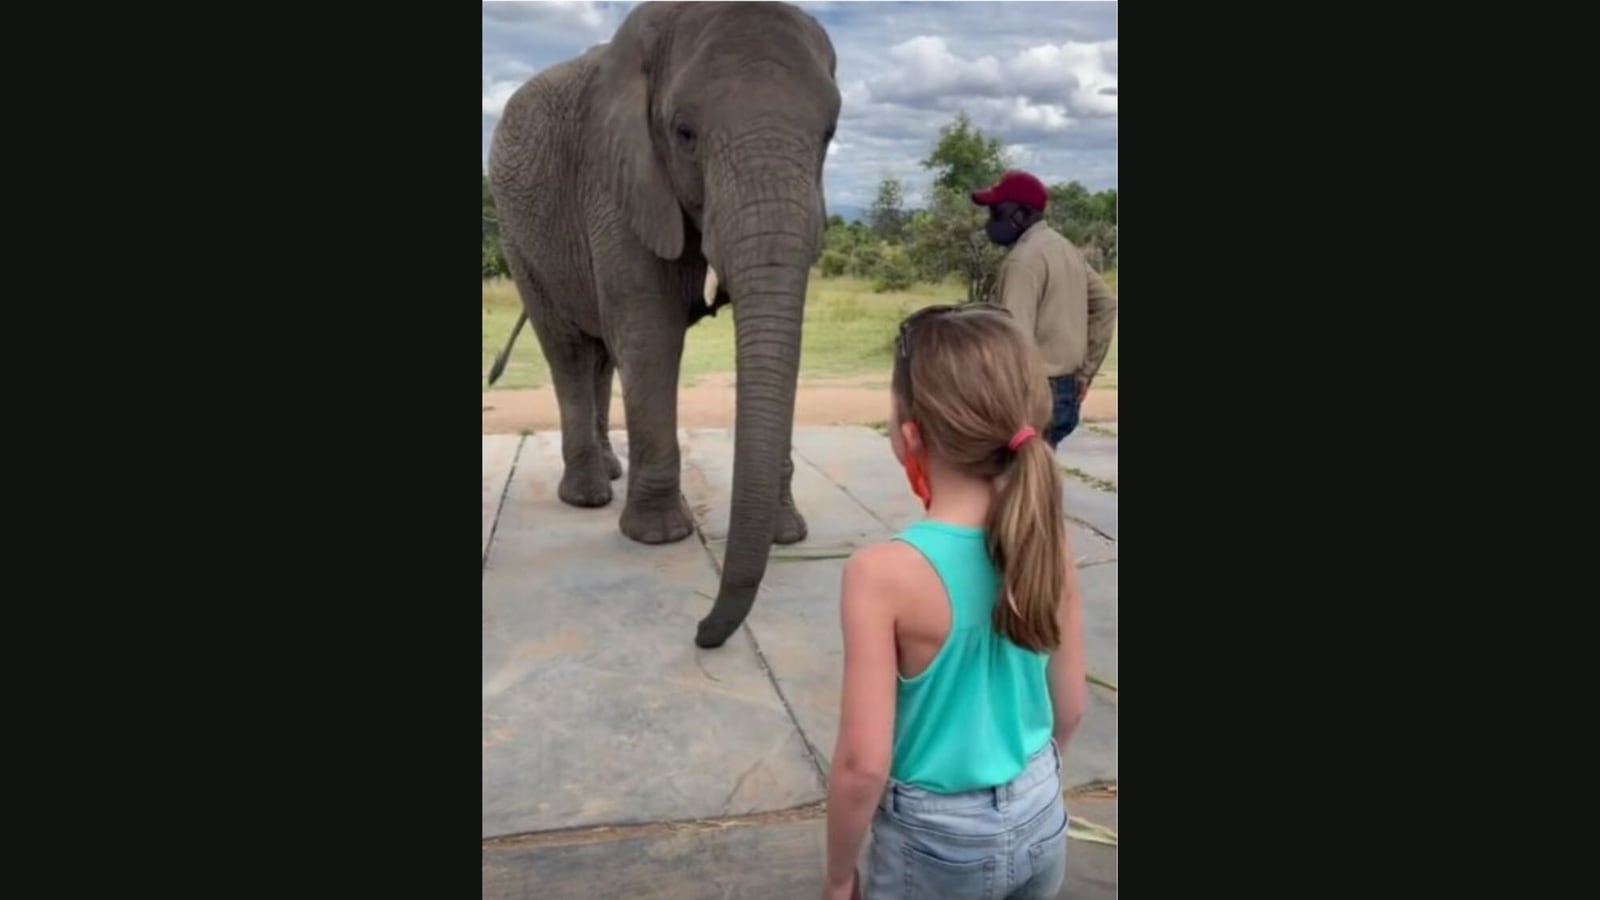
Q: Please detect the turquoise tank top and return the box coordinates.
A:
[889,519,1055,794]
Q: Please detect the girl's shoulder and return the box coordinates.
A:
[842,539,939,613]
[847,538,924,579]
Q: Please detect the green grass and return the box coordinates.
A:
[1097,270,1118,389]
[482,279,549,389]
[1060,464,1118,493]
[483,270,1118,390]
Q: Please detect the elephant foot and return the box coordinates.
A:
[602,445,623,481]
[559,466,613,508]
[773,504,808,545]
[620,493,695,544]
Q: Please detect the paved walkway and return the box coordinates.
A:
[483,426,1118,898]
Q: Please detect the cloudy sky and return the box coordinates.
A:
[482,1,1117,213]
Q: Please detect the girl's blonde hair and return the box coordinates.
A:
[892,304,1066,653]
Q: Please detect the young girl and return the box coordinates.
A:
[822,304,1088,900]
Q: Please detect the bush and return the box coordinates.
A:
[849,241,884,279]
[483,234,508,279]
[819,249,850,278]
[873,250,915,293]
[1088,222,1117,271]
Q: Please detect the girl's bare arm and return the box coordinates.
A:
[1047,534,1088,747]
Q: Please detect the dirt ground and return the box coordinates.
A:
[482,373,1118,433]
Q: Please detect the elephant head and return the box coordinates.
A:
[594,2,840,647]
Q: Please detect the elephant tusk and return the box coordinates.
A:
[703,266,719,307]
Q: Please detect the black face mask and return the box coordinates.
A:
[985,218,1023,247]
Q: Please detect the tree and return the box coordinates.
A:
[904,185,1005,303]
[869,177,908,243]
[482,173,509,279]
[1091,188,1117,225]
[921,111,1007,193]
[1044,182,1119,265]
[1046,182,1093,229]
[1082,221,1117,272]
[873,245,915,293]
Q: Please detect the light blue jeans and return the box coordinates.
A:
[865,741,1068,899]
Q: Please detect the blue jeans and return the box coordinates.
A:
[1046,376,1081,448]
[865,741,1068,899]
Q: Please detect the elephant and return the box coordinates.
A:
[486,1,840,649]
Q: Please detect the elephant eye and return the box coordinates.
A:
[675,125,696,146]
[824,126,836,143]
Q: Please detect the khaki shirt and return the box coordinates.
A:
[991,223,1118,380]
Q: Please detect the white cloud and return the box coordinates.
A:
[1008,39,1118,116]
[870,36,1004,104]
[483,0,607,30]
[549,1,606,30]
[482,80,520,117]
[1003,143,1036,166]
[867,35,1117,119]
[482,1,1118,213]
[960,96,1071,134]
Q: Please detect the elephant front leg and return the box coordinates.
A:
[616,336,694,545]
[773,453,808,545]
[594,355,623,481]
[541,333,614,508]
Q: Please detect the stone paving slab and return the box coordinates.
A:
[482,435,521,563]
[483,805,1114,900]
[684,428,889,555]
[683,427,1119,565]
[1070,521,1117,566]
[1065,685,1118,788]
[1065,478,1118,541]
[1080,562,1118,685]
[1056,429,1118,487]
[1061,795,1119,900]
[483,817,827,900]
[1066,844,1118,899]
[483,433,821,840]
[791,425,921,532]
[733,557,850,769]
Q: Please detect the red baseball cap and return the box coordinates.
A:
[970,170,1048,211]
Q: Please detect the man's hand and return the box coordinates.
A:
[1075,374,1090,407]
[822,870,861,900]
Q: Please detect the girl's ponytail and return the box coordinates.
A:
[986,429,1066,653]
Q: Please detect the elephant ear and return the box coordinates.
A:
[594,32,684,261]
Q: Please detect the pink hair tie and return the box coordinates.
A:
[1008,426,1037,451]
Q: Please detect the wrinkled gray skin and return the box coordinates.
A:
[488,2,839,648]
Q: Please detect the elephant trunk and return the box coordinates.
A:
[695,179,819,648]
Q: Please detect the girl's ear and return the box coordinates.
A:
[899,419,924,458]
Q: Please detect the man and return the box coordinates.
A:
[971,170,1118,447]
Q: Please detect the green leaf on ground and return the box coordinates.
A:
[1068,816,1118,846]
[770,551,855,561]
[1059,465,1117,493]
